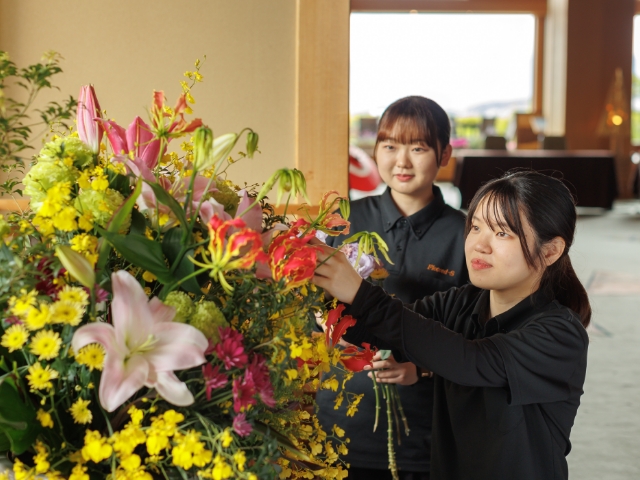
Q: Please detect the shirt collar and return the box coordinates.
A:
[472,288,554,336]
[380,186,447,239]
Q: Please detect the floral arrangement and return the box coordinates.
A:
[0,62,377,480]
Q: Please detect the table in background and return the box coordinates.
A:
[453,149,617,209]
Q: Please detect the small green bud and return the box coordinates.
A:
[193,126,214,171]
[339,198,350,221]
[246,131,259,158]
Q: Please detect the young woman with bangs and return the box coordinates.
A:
[315,96,469,480]
[313,170,590,480]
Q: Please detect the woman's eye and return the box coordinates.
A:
[470,225,479,232]
[496,231,510,238]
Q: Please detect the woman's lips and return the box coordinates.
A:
[395,174,414,182]
[470,258,492,270]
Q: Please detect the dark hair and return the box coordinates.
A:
[465,170,591,327]
[374,96,451,166]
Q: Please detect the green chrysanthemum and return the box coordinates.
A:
[189,301,228,342]
[75,188,128,229]
[37,136,94,168]
[164,291,195,323]
[23,160,79,211]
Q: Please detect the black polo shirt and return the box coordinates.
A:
[315,186,469,472]
[343,282,589,480]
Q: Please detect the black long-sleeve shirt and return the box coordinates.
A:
[343,281,589,480]
[315,186,468,472]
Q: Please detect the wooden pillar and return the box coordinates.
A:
[544,0,635,197]
[295,0,350,204]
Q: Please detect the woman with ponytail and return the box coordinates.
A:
[313,170,590,480]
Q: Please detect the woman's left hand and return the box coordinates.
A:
[364,352,419,386]
[312,242,363,304]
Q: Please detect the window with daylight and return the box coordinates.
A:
[349,13,537,154]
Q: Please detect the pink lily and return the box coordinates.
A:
[77,85,104,153]
[71,271,208,412]
[122,156,217,229]
[100,116,163,168]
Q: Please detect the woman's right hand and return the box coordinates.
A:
[312,243,363,305]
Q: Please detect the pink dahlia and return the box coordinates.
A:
[232,374,257,413]
[214,327,249,370]
[202,363,228,401]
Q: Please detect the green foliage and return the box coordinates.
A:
[0,51,76,196]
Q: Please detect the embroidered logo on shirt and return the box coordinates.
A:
[427,264,455,277]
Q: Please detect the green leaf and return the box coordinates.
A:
[162,228,201,295]
[0,377,41,454]
[144,181,189,236]
[108,177,142,234]
[98,229,173,284]
[129,209,147,237]
[96,178,142,276]
[0,431,11,452]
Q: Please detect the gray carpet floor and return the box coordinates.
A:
[567,200,640,479]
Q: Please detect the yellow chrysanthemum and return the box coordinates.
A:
[29,329,62,360]
[8,289,37,316]
[50,300,84,326]
[75,343,105,371]
[37,409,54,428]
[1,324,29,352]
[69,398,93,425]
[57,285,89,306]
[26,363,59,391]
[24,303,51,331]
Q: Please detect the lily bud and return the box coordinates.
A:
[55,245,95,289]
[212,133,239,171]
[339,197,350,221]
[246,131,259,158]
[192,126,214,171]
[77,85,103,154]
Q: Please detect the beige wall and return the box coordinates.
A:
[0,0,296,188]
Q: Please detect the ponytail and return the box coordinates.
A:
[466,170,591,327]
[539,255,591,327]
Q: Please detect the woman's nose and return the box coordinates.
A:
[473,237,491,254]
[395,149,411,168]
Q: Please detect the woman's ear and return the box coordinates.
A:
[542,237,566,266]
[440,144,453,168]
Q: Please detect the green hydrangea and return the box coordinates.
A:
[164,291,194,323]
[75,188,128,229]
[189,301,228,342]
[37,136,94,168]
[210,179,240,216]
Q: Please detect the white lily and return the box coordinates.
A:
[72,270,208,412]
